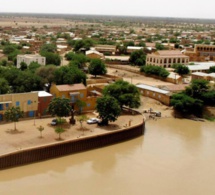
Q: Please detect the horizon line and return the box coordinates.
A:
[0,11,215,21]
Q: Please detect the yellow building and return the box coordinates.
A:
[136,84,171,106]
[50,83,97,112]
[0,92,38,121]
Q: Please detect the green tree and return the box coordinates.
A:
[96,96,121,125]
[77,115,88,135]
[36,65,57,89]
[208,66,215,73]
[3,45,17,54]
[54,65,86,85]
[202,90,215,106]
[55,127,65,140]
[129,50,146,66]
[37,125,45,138]
[185,79,209,99]
[47,97,71,121]
[0,78,10,94]
[66,52,89,69]
[155,43,165,50]
[171,93,204,116]
[40,43,57,53]
[20,61,28,71]
[4,106,24,131]
[76,99,86,114]
[140,65,170,78]
[73,39,94,52]
[28,62,41,73]
[103,80,141,109]
[41,52,61,66]
[13,71,42,93]
[172,64,190,75]
[88,59,107,78]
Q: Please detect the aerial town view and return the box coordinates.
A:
[0,0,215,194]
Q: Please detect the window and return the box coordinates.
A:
[80,93,84,98]
[0,104,3,111]
[6,103,9,108]
[71,95,77,103]
[87,103,91,107]
[16,101,20,107]
[27,100,32,105]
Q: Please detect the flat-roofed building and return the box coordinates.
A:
[94,45,116,55]
[185,44,215,62]
[0,92,38,121]
[146,50,189,68]
[17,54,46,68]
[191,72,215,81]
[188,62,215,73]
[126,46,143,54]
[50,83,97,112]
[136,84,171,105]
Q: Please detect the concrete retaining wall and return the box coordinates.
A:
[0,120,145,170]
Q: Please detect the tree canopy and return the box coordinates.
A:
[47,97,71,119]
[88,59,107,78]
[172,64,190,75]
[0,78,10,94]
[96,95,121,125]
[4,106,24,130]
[140,65,170,78]
[170,93,203,116]
[103,80,141,109]
[129,50,146,66]
[54,65,86,85]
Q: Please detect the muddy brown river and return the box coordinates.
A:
[0,118,215,195]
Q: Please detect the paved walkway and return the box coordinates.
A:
[0,113,144,155]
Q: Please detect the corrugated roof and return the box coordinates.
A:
[136,84,170,94]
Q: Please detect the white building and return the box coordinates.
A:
[17,54,46,68]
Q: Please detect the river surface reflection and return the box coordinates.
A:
[0,118,215,195]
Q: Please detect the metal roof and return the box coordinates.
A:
[136,84,170,94]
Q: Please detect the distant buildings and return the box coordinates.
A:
[17,54,46,68]
[185,44,215,62]
[94,45,116,55]
[86,50,104,59]
[146,50,189,68]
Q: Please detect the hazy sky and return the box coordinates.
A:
[1,0,215,19]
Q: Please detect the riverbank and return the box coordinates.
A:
[0,112,145,169]
[0,112,144,155]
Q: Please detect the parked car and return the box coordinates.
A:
[51,119,57,126]
[87,118,100,124]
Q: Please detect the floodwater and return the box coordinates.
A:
[0,118,215,195]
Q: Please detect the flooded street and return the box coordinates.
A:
[0,118,215,195]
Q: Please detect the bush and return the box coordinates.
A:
[140,65,170,78]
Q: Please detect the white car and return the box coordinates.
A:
[87,118,100,124]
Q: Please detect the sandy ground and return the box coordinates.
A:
[0,112,144,156]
